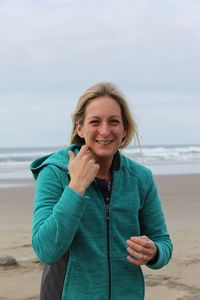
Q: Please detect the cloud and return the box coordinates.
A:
[1,1,199,64]
[0,0,199,146]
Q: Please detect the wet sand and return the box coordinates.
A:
[0,175,200,300]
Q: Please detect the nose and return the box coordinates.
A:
[98,122,111,137]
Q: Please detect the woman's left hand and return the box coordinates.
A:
[126,235,157,266]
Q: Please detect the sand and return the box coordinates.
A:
[0,175,200,300]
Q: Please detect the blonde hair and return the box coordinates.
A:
[70,82,138,148]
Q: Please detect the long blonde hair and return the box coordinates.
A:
[70,82,138,148]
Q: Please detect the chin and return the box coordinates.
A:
[93,149,117,159]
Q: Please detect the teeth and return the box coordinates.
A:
[96,140,112,145]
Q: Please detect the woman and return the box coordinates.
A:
[31,82,173,300]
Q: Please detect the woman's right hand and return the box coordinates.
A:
[68,145,100,195]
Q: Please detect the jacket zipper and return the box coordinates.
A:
[105,196,111,300]
[94,180,112,300]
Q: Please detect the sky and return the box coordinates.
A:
[0,0,199,147]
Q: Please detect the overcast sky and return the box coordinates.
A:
[0,0,199,147]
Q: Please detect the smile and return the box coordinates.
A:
[96,140,113,145]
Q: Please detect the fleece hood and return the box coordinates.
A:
[30,144,81,180]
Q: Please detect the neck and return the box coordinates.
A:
[96,157,113,180]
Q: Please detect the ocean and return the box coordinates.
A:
[0,145,200,181]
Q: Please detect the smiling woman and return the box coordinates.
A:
[75,96,127,179]
[30,82,173,300]
[71,82,136,148]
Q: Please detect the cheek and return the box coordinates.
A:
[84,128,96,139]
[114,128,126,137]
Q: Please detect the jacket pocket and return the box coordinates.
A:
[111,257,145,300]
[62,258,107,300]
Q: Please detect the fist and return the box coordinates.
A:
[68,145,99,194]
[126,236,157,266]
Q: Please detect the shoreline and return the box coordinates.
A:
[0,178,34,189]
[1,174,200,299]
[0,172,199,185]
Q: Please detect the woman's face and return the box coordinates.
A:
[77,96,127,163]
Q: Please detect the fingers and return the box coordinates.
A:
[93,162,100,175]
[78,144,89,155]
[68,150,76,161]
[74,145,94,160]
[126,236,157,266]
[127,254,148,266]
[128,236,154,251]
[68,145,93,162]
[67,145,99,194]
[126,243,148,265]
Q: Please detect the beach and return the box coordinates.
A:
[0,174,200,300]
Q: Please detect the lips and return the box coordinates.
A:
[96,140,113,145]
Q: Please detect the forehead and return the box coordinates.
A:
[85,96,122,117]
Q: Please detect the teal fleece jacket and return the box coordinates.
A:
[31,144,172,300]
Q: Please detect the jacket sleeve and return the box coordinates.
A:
[139,171,173,269]
[32,165,89,264]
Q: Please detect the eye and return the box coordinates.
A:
[110,119,120,125]
[89,120,100,125]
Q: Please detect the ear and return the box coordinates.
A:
[122,128,127,138]
[76,122,85,139]
[120,128,127,147]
